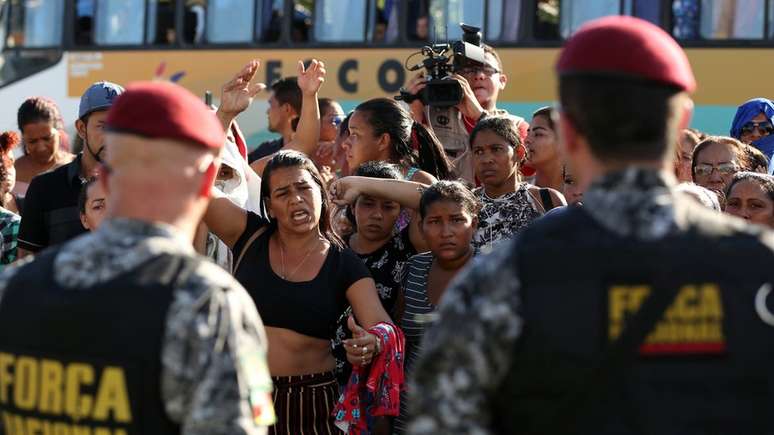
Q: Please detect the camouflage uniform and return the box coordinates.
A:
[0,218,275,435]
[406,168,682,434]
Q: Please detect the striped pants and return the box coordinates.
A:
[269,372,340,435]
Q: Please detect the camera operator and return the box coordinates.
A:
[405,44,527,184]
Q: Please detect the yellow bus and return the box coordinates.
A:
[0,0,772,146]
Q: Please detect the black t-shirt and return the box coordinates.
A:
[333,229,416,384]
[346,228,416,315]
[247,138,284,164]
[18,155,86,252]
[232,211,371,340]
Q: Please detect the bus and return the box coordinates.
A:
[0,0,772,147]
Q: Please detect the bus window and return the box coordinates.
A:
[697,0,765,39]
[206,0,255,43]
[372,0,400,43]
[146,0,177,45]
[559,0,627,38]
[74,0,94,45]
[429,0,484,41]
[292,1,313,42]
[534,0,559,39]
[487,0,503,40]
[407,0,430,41]
[95,0,146,45]
[256,0,283,42]
[313,0,367,42]
[8,0,63,47]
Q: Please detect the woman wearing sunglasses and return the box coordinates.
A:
[691,136,751,195]
[730,98,774,157]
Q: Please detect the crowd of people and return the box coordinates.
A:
[0,14,772,435]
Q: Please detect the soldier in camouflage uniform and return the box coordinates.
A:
[0,81,274,435]
[408,16,774,435]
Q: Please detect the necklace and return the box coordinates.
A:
[278,236,318,280]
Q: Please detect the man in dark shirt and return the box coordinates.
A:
[247,77,301,163]
[17,81,124,256]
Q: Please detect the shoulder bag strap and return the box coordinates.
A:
[233,226,268,274]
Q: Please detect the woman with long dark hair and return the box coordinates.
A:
[204,150,391,434]
[343,97,453,183]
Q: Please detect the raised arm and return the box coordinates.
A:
[203,192,248,250]
[330,176,430,210]
[216,59,267,132]
[286,60,325,157]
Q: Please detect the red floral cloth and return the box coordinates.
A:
[333,322,405,434]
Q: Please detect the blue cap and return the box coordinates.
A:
[78,81,125,119]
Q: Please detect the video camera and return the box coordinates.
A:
[396,23,488,107]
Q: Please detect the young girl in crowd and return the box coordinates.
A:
[329,177,480,434]
[396,181,479,433]
[204,151,392,434]
[470,115,565,253]
[525,106,563,191]
[329,161,424,383]
[14,97,73,196]
[0,131,21,265]
[724,171,774,228]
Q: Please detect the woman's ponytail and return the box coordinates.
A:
[411,121,454,180]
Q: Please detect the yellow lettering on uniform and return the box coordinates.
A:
[114,430,128,435]
[65,363,94,422]
[628,286,650,313]
[706,322,724,342]
[93,428,111,435]
[14,357,38,410]
[9,412,25,435]
[609,287,627,321]
[701,284,723,319]
[92,367,131,423]
[676,285,699,320]
[608,287,627,339]
[41,419,52,435]
[2,411,15,435]
[71,426,91,435]
[39,359,64,414]
[52,422,71,435]
[682,319,704,343]
[0,352,15,404]
[25,416,43,434]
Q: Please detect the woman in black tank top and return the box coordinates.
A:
[204,151,392,434]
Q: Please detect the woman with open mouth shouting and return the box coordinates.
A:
[204,150,392,434]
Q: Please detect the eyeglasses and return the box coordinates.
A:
[458,66,500,77]
[740,120,774,136]
[694,162,738,177]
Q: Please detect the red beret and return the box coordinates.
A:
[556,16,696,93]
[105,81,225,149]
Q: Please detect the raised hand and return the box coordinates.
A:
[219,59,266,117]
[329,177,362,206]
[297,59,326,96]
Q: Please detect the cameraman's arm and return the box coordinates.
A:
[406,73,428,125]
[452,73,486,121]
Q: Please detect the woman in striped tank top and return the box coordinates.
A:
[395,181,480,434]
